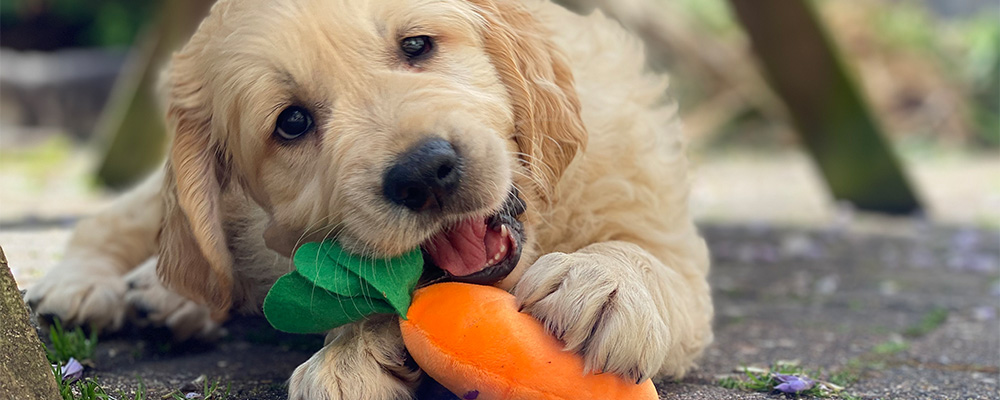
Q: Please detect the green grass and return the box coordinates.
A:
[44,318,230,400]
[53,363,110,400]
[46,318,98,364]
[116,379,148,400]
[52,368,232,400]
[717,362,854,398]
[54,373,150,400]
[903,308,949,338]
[871,339,909,355]
[828,360,862,388]
[49,317,108,400]
[169,378,232,400]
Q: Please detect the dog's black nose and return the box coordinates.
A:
[383,138,462,212]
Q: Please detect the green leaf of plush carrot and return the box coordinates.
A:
[263,272,394,334]
[293,242,376,297]
[315,241,424,317]
[263,240,424,334]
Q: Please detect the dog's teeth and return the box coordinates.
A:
[501,225,509,238]
[486,252,503,267]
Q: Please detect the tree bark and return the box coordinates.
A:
[0,246,60,399]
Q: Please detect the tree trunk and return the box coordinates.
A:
[728,0,922,214]
[0,246,60,399]
[94,0,215,189]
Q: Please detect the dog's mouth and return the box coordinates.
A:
[420,189,526,285]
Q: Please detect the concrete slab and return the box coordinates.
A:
[9,219,996,399]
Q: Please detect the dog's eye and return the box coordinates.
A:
[274,106,313,141]
[400,36,433,59]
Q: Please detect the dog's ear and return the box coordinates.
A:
[156,34,234,315]
[471,0,588,201]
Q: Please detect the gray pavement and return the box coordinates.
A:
[7,218,997,399]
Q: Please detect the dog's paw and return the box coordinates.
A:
[123,259,225,341]
[289,316,419,400]
[289,352,414,400]
[513,251,670,383]
[24,259,127,333]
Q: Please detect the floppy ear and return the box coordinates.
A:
[156,41,234,315]
[470,0,588,201]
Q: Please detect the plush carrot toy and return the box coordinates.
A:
[264,240,658,400]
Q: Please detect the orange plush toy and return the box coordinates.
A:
[401,282,659,400]
[263,241,657,400]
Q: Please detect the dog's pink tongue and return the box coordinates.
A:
[424,217,500,277]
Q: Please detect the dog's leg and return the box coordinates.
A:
[289,314,420,400]
[122,258,224,341]
[24,170,165,332]
[514,240,713,382]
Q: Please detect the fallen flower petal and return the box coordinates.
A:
[185,393,203,399]
[773,374,815,393]
[61,358,84,383]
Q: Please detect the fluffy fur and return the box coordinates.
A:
[25,0,713,398]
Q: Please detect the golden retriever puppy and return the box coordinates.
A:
[25,0,713,398]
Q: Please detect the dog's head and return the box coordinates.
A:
[157,0,586,312]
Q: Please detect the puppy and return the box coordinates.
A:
[25,0,713,398]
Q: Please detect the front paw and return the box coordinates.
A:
[123,259,224,341]
[24,260,127,332]
[513,251,669,383]
[289,317,419,400]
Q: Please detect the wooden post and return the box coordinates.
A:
[728,0,922,214]
[94,0,214,189]
[0,247,61,399]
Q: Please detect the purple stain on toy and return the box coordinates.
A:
[463,390,480,399]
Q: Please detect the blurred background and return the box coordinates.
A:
[0,0,998,285]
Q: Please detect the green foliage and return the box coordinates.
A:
[117,379,148,400]
[872,2,937,52]
[169,378,232,400]
[672,0,737,36]
[904,307,949,338]
[717,362,856,398]
[828,360,862,388]
[871,339,909,355]
[46,318,98,364]
[53,364,110,400]
[963,17,1000,145]
[1,0,153,47]
[53,369,150,400]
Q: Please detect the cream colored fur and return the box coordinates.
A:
[25,0,713,398]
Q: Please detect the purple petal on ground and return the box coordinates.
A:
[773,374,814,393]
[61,358,84,383]
[773,373,793,382]
[951,229,980,251]
[185,393,203,399]
[973,306,997,321]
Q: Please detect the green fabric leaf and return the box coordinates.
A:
[263,240,424,333]
[263,272,394,334]
[294,242,376,298]
[322,242,424,317]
